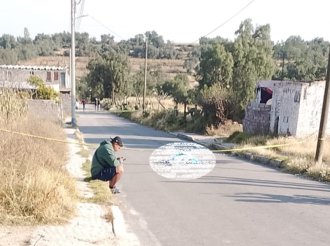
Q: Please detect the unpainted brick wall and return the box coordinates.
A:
[243,104,271,135]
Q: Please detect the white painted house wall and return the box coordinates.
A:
[0,65,70,92]
[269,80,330,137]
[270,81,302,136]
[296,81,330,136]
[245,80,330,137]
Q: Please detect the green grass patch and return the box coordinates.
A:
[81,160,113,204]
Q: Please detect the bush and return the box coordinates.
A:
[27,75,58,100]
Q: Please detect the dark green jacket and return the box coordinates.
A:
[91,140,120,177]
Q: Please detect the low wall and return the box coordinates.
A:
[243,103,271,135]
[60,92,71,118]
[27,99,62,124]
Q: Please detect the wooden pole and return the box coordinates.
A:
[315,49,330,164]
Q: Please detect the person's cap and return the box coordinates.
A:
[111,136,123,147]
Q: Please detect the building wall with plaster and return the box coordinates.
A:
[244,80,330,137]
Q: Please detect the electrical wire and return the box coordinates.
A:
[88,15,124,40]
[75,0,86,31]
[198,0,256,42]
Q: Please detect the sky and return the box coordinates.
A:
[1,0,330,44]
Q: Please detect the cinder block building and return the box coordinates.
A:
[0,65,72,120]
[0,65,70,92]
[243,80,330,137]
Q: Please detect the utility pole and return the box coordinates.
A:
[143,37,148,112]
[315,49,330,164]
[281,51,285,80]
[70,0,77,127]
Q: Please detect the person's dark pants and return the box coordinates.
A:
[92,167,116,181]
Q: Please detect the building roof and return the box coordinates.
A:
[0,65,67,71]
[257,80,326,89]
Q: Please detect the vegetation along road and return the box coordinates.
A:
[77,106,330,246]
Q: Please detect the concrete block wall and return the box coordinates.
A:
[243,104,271,135]
[27,99,61,124]
[60,93,71,119]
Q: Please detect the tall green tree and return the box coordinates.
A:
[17,27,32,45]
[273,36,329,81]
[198,42,233,88]
[103,51,130,103]
[171,74,192,120]
[34,34,55,56]
[0,34,17,49]
[232,19,275,118]
[86,51,130,104]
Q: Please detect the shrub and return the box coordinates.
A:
[28,75,58,100]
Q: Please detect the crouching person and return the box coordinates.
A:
[91,136,125,194]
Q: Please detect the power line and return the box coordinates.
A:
[75,0,86,31]
[198,0,256,41]
[88,15,124,40]
[74,0,124,40]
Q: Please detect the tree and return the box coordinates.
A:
[184,45,200,75]
[103,51,130,103]
[145,31,165,49]
[273,37,329,81]
[0,34,17,49]
[197,42,233,88]
[171,74,192,120]
[197,84,232,127]
[34,34,55,56]
[17,27,32,45]
[156,74,192,119]
[85,50,130,105]
[75,32,91,56]
[231,19,275,119]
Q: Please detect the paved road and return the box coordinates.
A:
[77,106,330,246]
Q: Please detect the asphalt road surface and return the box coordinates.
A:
[77,106,330,246]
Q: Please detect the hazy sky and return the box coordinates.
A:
[1,0,329,43]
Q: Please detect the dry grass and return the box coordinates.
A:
[232,134,330,182]
[129,57,185,74]
[21,56,189,81]
[242,135,330,161]
[206,120,243,137]
[0,89,78,225]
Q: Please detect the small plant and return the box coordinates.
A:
[28,75,58,100]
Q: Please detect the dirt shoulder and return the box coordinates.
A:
[0,226,35,246]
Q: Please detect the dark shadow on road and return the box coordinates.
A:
[162,176,330,193]
[83,136,178,150]
[227,192,330,205]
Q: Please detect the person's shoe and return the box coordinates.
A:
[110,187,120,194]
